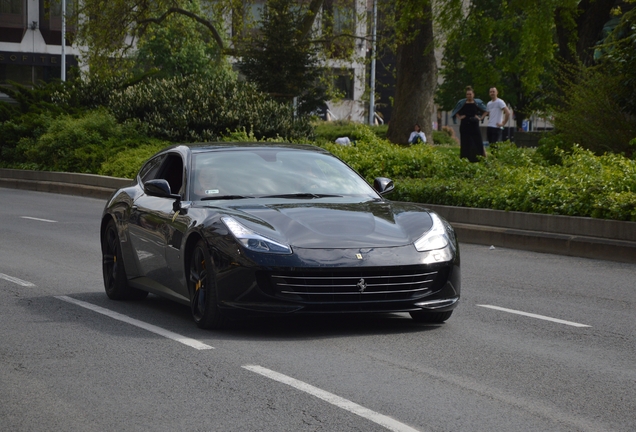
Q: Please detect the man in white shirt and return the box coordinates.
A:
[486,87,511,144]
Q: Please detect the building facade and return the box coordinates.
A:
[1,1,368,121]
[0,0,80,96]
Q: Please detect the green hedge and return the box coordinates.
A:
[12,109,169,174]
[314,120,456,146]
[53,119,636,221]
[2,103,635,221]
[320,124,636,221]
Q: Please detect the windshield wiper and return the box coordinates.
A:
[201,195,255,201]
[261,193,343,199]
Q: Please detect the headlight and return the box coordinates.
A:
[414,213,450,252]
[222,216,292,254]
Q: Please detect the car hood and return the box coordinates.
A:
[225,200,434,249]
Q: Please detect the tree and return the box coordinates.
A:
[237,0,328,115]
[434,0,633,129]
[386,0,437,144]
[75,0,229,79]
[75,0,443,145]
[132,11,228,79]
[436,0,560,129]
[595,3,636,116]
[554,0,622,67]
[549,3,636,157]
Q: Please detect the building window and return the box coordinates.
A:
[232,0,265,39]
[0,63,61,86]
[48,0,77,17]
[0,0,26,42]
[322,0,355,58]
[39,0,77,45]
[333,68,354,100]
[0,0,23,14]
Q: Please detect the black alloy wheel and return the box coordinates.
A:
[189,240,225,329]
[102,220,148,301]
[409,310,453,323]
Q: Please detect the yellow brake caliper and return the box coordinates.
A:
[195,260,205,292]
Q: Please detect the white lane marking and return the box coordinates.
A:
[55,296,214,350]
[477,304,591,328]
[21,216,57,223]
[0,273,36,287]
[243,365,422,432]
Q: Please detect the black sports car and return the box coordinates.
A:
[101,143,460,329]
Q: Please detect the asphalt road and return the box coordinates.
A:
[1,187,635,432]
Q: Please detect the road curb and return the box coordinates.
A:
[1,168,635,264]
[0,168,131,200]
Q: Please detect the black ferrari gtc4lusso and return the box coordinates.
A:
[101,143,460,329]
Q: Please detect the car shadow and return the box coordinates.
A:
[224,313,445,340]
[23,292,448,342]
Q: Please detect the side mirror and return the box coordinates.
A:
[144,179,182,210]
[144,179,173,198]
[373,177,394,195]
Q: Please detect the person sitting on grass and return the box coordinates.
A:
[408,124,427,144]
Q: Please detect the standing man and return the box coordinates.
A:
[486,87,511,144]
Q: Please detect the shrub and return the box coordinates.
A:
[318,125,636,221]
[107,75,314,142]
[551,68,636,158]
[99,143,168,178]
[0,80,83,167]
[18,109,169,174]
[0,112,54,166]
[433,129,458,146]
[535,132,573,165]
[315,121,457,146]
[314,120,387,143]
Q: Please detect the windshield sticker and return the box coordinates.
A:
[205,189,220,195]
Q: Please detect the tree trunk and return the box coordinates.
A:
[556,0,617,67]
[386,4,437,145]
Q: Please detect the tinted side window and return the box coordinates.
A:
[156,154,184,195]
[139,154,166,183]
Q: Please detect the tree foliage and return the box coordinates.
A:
[132,10,229,79]
[75,0,229,79]
[550,68,636,158]
[434,0,633,127]
[237,0,328,114]
[436,0,560,126]
[598,3,636,116]
[547,2,636,158]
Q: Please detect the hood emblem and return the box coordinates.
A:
[356,253,363,260]
[357,278,367,293]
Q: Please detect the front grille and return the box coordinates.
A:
[270,267,440,303]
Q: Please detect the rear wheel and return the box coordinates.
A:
[102,220,148,301]
[409,310,453,323]
[188,240,225,329]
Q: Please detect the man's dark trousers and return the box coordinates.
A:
[487,127,502,144]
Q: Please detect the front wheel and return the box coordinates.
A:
[102,220,148,301]
[409,310,453,324]
[188,240,225,329]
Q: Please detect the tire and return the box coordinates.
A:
[409,310,453,324]
[188,240,225,329]
[102,220,148,301]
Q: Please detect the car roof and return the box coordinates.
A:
[181,142,330,155]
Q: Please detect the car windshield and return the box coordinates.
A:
[190,148,378,201]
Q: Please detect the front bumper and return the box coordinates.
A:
[213,244,460,315]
